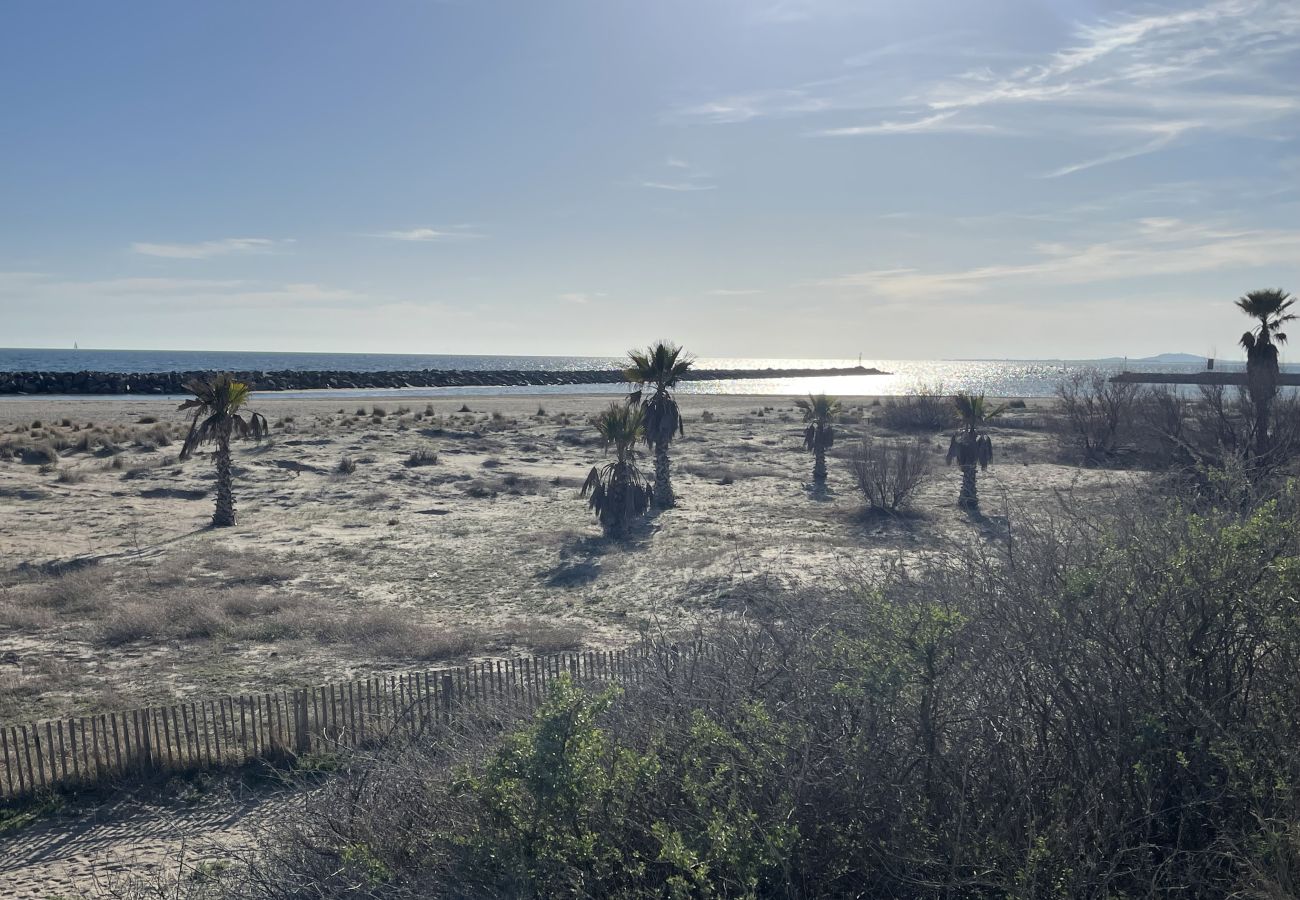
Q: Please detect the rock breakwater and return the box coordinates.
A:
[0,366,885,395]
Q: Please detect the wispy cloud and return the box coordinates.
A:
[130,237,288,259]
[705,288,762,296]
[677,0,1300,175]
[639,157,716,192]
[641,181,716,192]
[368,226,485,242]
[674,89,834,124]
[814,218,1300,299]
[816,110,997,136]
[558,291,608,305]
[1,272,368,309]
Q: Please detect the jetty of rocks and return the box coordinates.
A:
[0,365,886,395]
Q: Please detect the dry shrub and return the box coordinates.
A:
[877,384,956,432]
[0,596,56,629]
[18,442,59,465]
[499,617,585,653]
[344,608,483,660]
[26,567,106,614]
[404,447,439,467]
[153,473,1300,899]
[98,602,161,645]
[1053,369,1142,464]
[847,436,931,512]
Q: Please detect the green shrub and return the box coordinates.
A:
[143,472,1300,899]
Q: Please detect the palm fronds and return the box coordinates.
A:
[178,374,268,460]
[176,373,267,527]
[1236,288,1294,458]
[948,392,1000,510]
[625,342,694,450]
[581,403,652,536]
[952,392,1005,430]
[947,432,993,469]
[1237,289,1295,350]
[795,394,839,453]
[625,341,693,508]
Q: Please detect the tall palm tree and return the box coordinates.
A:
[1237,288,1295,458]
[946,393,1002,511]
[795,393,840,491]
[178,374,269,527]
[581,403,652,538]
[625,342,693,509]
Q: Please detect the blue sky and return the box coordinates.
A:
[2,0,1297,359]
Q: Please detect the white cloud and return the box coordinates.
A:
[640,181,716,192]
[558,291,608,304]
[817,110,998,136]
[0,272,369,309]
[131,237,287,259]
[677,0,1300,175]
[369,226,485,241]
[639,158,716,192]
[814,218,1300,299]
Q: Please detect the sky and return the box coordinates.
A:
[1,0,1297,360]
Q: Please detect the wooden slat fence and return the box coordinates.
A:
[0,649,646,802]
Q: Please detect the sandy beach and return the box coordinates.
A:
[0,389,1110,727]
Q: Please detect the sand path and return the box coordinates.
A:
[0,785,283,898]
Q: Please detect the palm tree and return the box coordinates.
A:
[1237,288,1295,458]
[795,394,840,491]
[946,392,1002,511]
[581,403,653,538]
[624,342,693,508]
[178,374,269,527]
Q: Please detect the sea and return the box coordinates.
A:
[0,348,1273,400]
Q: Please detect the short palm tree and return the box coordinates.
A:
[946,392,1002,511]
[1237,288,1295,458]
[625,342,693,508]
[178,374,269,527]
[581,403,653,538]
[795,394,840,491]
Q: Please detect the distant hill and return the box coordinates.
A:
[1098,353,1209,364]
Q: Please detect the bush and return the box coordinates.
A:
[18,443,59,465]
[335,455,357,475]
[124,473,1300,899]
[1053,369,1142,464]
[847,436,931,512]
[404,447,439,468]
[877,384,956,431]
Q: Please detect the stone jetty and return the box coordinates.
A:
[0,365,886,395]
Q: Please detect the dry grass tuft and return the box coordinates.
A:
[404,447,440,468]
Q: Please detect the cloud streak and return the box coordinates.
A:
[368,226,485,242]
[815,218,1300,299]
[131,238,288,259]
[1,272,369,309]
[677,0,1300,175]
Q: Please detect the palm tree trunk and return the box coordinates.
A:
[1254,399,1271,459]
[812,449,827,489]
[959,463,978,510]
[653,445,674,509]
[957,438,979,510]
[1247,352,1279,459]
[213,436,236,527]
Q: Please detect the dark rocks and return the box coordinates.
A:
[0,366,887,395]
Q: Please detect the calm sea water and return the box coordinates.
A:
[0,347,1267,399]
